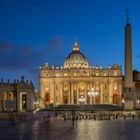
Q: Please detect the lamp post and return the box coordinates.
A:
[88,88,99,104]
[136,97,139,106]
[78,96,86,110]
[122,98,125,109]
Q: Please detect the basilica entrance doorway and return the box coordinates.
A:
[63,92,68,104]
[45,92,50,107]
[113,93,120,104]
[95,95,100,104]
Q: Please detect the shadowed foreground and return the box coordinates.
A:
[0,118,140,140]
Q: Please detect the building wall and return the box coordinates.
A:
[39,66,122,107]
[0,77,35,112]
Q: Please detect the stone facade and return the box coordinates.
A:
[133,71,140,109]
[39,42,123,108]
[0,76,35,112]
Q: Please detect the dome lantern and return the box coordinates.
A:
[73,41,79,51]
[64,41,89,69]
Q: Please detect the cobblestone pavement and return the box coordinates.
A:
[0,118,140,140]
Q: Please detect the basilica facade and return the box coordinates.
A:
[39,41,122,108]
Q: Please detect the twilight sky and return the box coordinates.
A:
[0,0,140,89]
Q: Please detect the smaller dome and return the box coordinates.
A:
[44,62,50,69]
[111,64,121,70]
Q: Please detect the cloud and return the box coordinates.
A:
[137,54,140,58]
[54,55,66,62]
[0,37,65,73]
[47,36,63,52]
[20,46,32,55]
[0,38,65,89]
[0,43,12,53]
[0,42,45,71]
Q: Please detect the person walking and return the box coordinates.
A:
[75,113,78,127]
[72,110,75,126]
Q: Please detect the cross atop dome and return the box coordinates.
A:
[73,40,79,51]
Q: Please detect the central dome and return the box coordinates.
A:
[64,41,89,69]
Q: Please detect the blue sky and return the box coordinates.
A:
[0,0,140,89]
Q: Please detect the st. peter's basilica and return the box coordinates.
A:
[39,41,123,107]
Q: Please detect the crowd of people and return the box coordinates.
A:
[61,111,140,126]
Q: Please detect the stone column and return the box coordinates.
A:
[77,83,79,104]
[53,80,56,106]
[119,82,122,104]
[60,82,63,104]
[39,84,45,108]
[68,82,71,104]
[71,82,74,104]
[87,82,90,104]
[17,92,20,112]
[90,96,92,104]
[90,82,92,104]
[100,83,103,103]
[109,79,113,104]
[27,92,34,111]
[85,82,87,104]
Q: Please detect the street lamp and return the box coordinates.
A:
[136,97,139,105]
[122,98,125,109]
[78,96,86,110]
[88,88,99,104]
[122,98,125,104]
[79,96,86,104]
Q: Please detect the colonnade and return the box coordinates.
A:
[51,80,122,106]
[0,92,14,111]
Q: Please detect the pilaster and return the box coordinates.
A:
[71,82,74,104]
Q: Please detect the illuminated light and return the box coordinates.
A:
[33,101,39,105]
[88,88,99,104]
[108,65,111,69]
[50,100,53,103]
[136,97,139,105]
[73,41,79,51]
[104,73,107,76]
[114,71,117,76]
[95,72,99,76]
[78,96,86,103]
[122,98,125,103]
[46,86,49,91]
[64,72,67,76]
[95,66,98,69]
[113,83,117,90]
[100,65,102,69]
[64,85,68,91]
